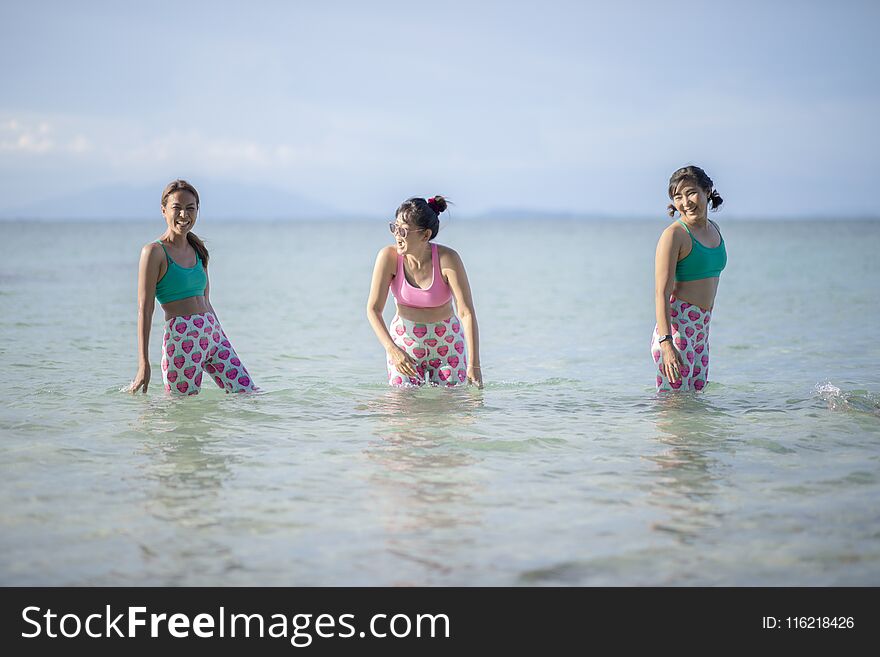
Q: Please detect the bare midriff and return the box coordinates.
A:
[395,300,455,323]
[672,277,720,311]
[162,295,212,321]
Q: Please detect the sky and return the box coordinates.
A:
[1,0,878,219]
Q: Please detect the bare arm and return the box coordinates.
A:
[130,244,162,393]
[654,226,683,383]
[366,247,398,352]
[366,247,418,377]
[654,226,680,335]
[443,247,482,387]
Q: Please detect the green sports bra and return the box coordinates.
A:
[675,220,727,281]
[154,241,207,304]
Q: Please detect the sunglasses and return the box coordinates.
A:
[388,222,426,238]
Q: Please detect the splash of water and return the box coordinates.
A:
[814,382,880,415]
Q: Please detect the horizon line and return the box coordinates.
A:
[2,214,879,223]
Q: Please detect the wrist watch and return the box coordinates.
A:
[658,334,674,344]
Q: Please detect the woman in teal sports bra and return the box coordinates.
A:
[651,166,727,392]
[128,179,256,395]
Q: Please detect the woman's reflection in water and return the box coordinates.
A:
[131,396,243,581]
[644,394,735,544]
[361,387,486,584]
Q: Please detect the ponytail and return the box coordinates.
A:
[186,232,209,267]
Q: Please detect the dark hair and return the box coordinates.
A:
[667,166,723,218]
[395,195,448,240]
[161,179,209,266]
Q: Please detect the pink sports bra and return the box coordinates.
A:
[389,243,453,308]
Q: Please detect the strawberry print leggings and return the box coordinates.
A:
[651,295,712,392]
[387,315,468,387]
[161,312,256,395]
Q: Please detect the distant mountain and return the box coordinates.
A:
[0,180,344,220]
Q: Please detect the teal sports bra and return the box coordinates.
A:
[675,219,727,281]
[154,240,207,304]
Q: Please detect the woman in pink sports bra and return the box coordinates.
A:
[366,195,482,388]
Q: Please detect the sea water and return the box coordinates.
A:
[1,218,878,585]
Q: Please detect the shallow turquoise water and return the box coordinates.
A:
[1,219,878,585]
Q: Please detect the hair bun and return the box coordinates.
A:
[427,196,447,215]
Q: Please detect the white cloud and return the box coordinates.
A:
[0,118,92,155]
[66,135,93,153]
[0,118,55,153]
[2,92,879,217]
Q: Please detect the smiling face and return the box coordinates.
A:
[162,190,199,236]
[671,179,710,222]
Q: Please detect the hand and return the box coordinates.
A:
[660,342,683,384]
[129,363,150,394]
[387,345,420,379]
[467,365,483,388]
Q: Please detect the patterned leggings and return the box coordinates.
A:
[387,315,468,387]
[651,295,712,392]
[161,312,256,395]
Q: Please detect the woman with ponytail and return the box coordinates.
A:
[129,179,256,395]
[367,195,482,388]
[651,166,727,392]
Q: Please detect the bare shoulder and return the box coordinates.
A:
[376,245,398,269]
[140,241,164,262]
[660,221,687,243]
[436,243,463,268]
